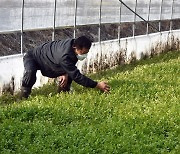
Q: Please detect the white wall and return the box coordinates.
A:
[0,30,180,95]
[0,54,48,94]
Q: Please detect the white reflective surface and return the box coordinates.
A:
[0,0,180,32]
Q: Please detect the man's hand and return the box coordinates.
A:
[96,81,110,93]
[58,74,68,88]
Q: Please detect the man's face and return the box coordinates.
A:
[74,47,89,55]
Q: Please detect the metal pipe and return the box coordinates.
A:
[133,0,138,37]
[98,0,102,67]
[74,0,77,38]
[98,0,102,43]
[52,0,57,41]
[118,0,160,32]
[170,0,175,31]
[147,0,152,34]
[21,0,25,54]
[159,0,164,32]
[118,1,122,44]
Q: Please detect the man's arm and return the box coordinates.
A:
[60,56,97,88]
[58,74,110,93]
[60,56,110,92]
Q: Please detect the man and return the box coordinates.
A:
[21,36,110,98]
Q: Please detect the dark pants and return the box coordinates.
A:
[21,51,39,98]
[21,51,72,98]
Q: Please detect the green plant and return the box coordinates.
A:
[0,50,179,153]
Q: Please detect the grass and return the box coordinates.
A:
[0,50,180,153]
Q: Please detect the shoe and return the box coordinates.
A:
[20,87,31,99]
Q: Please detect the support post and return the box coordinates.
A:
[159,0,164,53]
[170,0,175,49]
[98,0,102,43]
[52,0,57,41]
[74,0,77,38]
[159,0,164,32]
[147,0,151,34]
[118,1,122,44]
[98,0,102,66]
[133,0,138,37]
[21,0,25,54]
[170,0,175,31]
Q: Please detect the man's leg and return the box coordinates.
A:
[21,52,38,99]
[21,70,37,98]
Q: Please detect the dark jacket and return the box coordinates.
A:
[32,39,97,88]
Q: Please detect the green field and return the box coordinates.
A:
[0,51,180,153]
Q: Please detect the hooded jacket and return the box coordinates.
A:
[32,39,97,88]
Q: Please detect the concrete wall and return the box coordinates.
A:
[78,30,180,73]
[0,30,180,95]
[0,54,48,94]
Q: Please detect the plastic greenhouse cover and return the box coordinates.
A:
[0,0,179,32]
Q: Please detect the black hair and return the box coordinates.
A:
[73,36,92,49]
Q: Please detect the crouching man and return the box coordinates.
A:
[21,36,110,98]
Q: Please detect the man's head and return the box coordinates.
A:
[73,36,92,58]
